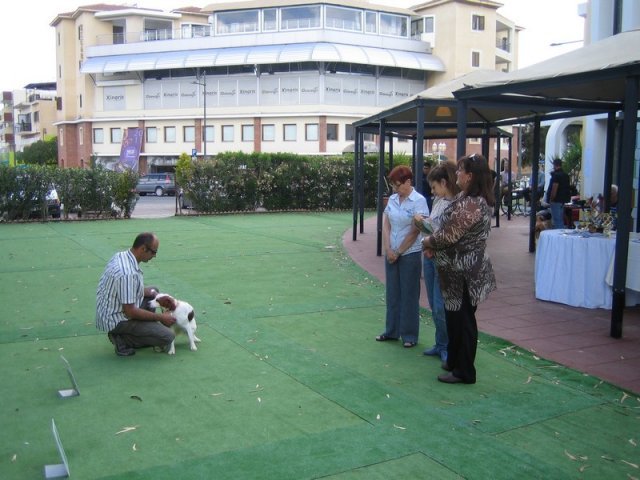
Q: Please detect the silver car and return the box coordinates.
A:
[136,173,176,196]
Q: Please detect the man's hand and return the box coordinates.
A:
[158,313,176,327]
[144,287,158,298]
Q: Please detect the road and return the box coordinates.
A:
[131,194,179,219]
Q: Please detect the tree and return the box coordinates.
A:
[17,137,58,165]
[562,133,582,189]
[519,124,549,169]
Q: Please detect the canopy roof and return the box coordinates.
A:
[455,29,640,105]
[353,68,609,131]
[81,42,445,74]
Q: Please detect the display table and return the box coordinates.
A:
[535,230,640,309]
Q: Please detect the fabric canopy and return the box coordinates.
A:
[455,29,640,104]
[81,42,445,74]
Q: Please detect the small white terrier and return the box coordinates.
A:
[149,293,201,355]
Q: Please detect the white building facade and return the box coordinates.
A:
[548,0,640,214]
[51,0,519,172]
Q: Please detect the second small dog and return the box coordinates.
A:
[149,293,200,355]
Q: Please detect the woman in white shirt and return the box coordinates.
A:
[376,165,429,348]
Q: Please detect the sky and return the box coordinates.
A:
[0,0,585,92]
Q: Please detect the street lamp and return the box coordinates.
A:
[431,141,446,161]
[192,73,207,159]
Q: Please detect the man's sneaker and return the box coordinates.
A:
[108,332,135,356]
[423,345,440,356]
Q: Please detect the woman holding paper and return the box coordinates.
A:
[414,162,460,363]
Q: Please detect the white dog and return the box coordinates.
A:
[149,293,200,355]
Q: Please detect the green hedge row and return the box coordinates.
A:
[1,152,400,221]
[176,152,387,213]
[0,164,138,221]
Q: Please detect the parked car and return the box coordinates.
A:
[44,188,61,218]
[178,188,193,209]
[136,173,176,196]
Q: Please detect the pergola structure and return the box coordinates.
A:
[454,29,640,338]
[351,70,608,254]
[351,30,640,338]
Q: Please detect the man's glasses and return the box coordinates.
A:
[146,246,158,255]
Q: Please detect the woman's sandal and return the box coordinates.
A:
[403,341,417,348]
[375,334,398,342]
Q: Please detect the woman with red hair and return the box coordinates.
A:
[376,165,429,348]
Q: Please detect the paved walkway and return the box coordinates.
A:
[343,213,640,394]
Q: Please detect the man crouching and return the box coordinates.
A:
[96,232,176,356]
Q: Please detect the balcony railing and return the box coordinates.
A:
[496,38,511,52]
[97,27,213,46]
[15,122,33,133]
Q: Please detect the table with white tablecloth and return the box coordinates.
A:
[535,229,640,309]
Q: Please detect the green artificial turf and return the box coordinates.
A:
[0,213,638,479]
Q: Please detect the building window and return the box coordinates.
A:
[184,126,195,142]
[164,126,176,143]
[222,125,234,142]
[59,128,64,146]
[79,127,83,146]
[326,123,338,141]
[216,10,259,35]
[325,6,362,32]
[205,125,214,142]
[281,5,321,30]
[242,124,254,142]
[181,24,209,38]
[79,94,83,108]
[472,14,485,31]
[305,124,319,141]
[262,124,275,141]
[146,127,157,143]
[425,16,434,33]
[263,9,277,31]
[93,128,104,144]
[110,128,122,143]
[471,51,481,68]
[468,137,481,144]
[365,11,377,33]
[78,25,83,41]
[345,125,355,141]
[379,13,408,37]
[284,124,297,141]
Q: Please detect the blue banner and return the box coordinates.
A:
[116,127,143,172]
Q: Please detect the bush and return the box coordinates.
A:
[0,165,138,221]
[178,152,364,213]
[1,152,398,220]
[0,165,53,220]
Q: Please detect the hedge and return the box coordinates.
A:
[1,152,403,221]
